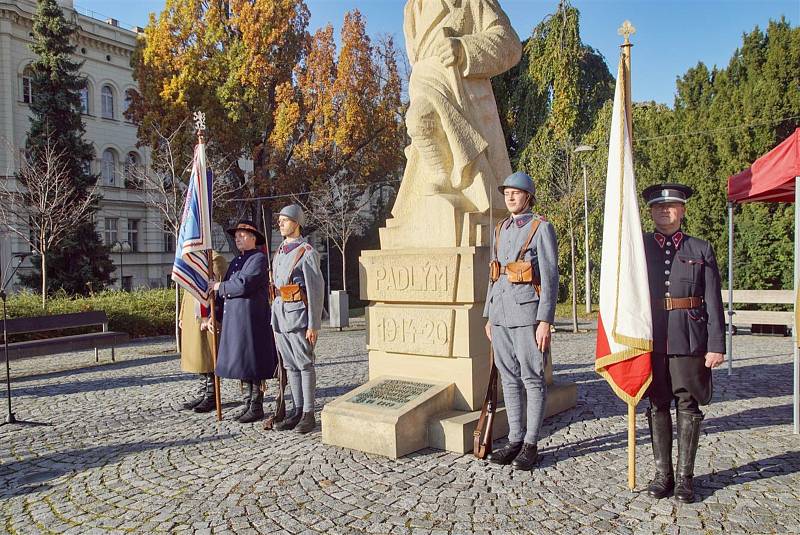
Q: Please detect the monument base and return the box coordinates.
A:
[321,376,454,459]
[428,381,578,454]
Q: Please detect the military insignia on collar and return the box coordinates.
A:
[515,214,533,227]
[281,241,302,254]
[654,233,666,248]
[673,231,684,249]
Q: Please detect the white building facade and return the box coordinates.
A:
[0,0,178,291]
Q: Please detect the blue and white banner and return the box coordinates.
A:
[171,140,214,304]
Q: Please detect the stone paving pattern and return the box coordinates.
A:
[1,318,798,534]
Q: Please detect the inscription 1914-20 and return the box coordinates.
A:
[347,379,433,409]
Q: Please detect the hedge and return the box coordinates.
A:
[4,288,177,340]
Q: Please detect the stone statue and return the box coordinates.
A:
[388,0,522,245]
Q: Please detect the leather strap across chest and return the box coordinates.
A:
[494,217,542,263]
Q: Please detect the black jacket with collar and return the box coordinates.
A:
[644,230,726,356]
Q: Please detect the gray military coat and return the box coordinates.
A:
[484,213,559,328]
[270,238,325,333]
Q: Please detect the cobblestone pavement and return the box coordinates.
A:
[1,319,798,534]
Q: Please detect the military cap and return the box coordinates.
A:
[642,183,694,206]
[278,204,305,227]
[499,171,536,196]
[226,219,266,245]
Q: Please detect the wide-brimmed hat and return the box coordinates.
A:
[226,220,266,245]
[642,183,694,206]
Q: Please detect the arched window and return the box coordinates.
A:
[22,65,34,104]
[79,87,90,114]
[123,88,138,123]
[101,85,115,119]
[102,149,118,186]
[124,151,142,188]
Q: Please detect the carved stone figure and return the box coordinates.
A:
[392,0,522,230]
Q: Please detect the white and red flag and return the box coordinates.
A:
[594,48,653,406]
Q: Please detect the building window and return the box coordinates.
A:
[104,218,118,245]
[163,220,175,253]
[79,87,89,114]
[22,66,34,104]
[102,149,117,185]
[127,219,139,252]
[101,85,114,119]
[124,152,141,188]
[123,88,138,123]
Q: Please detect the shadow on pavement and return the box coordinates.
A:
[695,450,800,501]
[0,435,231,498]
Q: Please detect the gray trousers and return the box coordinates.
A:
[492,323,548,444]
[275,330,316,413]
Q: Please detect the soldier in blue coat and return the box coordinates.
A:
[483,172,559,471]
[642,183,725,503]
[270,205,325,434]
[209,220,278,424]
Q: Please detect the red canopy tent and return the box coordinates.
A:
[726,127,800,434]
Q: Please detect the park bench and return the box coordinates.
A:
[722,289,794,335]
[1,311,128,362]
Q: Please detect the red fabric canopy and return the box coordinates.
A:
[727,128,800,203]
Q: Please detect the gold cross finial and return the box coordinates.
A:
[618,20,636,45]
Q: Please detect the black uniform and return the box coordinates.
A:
[644,230,726,414]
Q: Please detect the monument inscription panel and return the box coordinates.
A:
[361,254,459,302]
[369,307,455,357]
[347,379,434,409]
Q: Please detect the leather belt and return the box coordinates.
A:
[663,296,703,311]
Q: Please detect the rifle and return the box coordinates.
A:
[473,345,498,459]
[261,204,287,430]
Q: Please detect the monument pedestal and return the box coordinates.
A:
[321,241,578,456]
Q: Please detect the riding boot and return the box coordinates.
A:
[238,383,264,423]
[233,382,253,421]
[182,374,207,410]
[645,407,675,498]
[486,441,523,465]
[193,374,217,413]
[294,411,316,434]
[274,409,302,431]
[674,411,703,503]
[511,443,539,471]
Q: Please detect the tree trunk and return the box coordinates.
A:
[341,239,348,294]
[175,285,181,353]
[569,220,578,333]
[40,252,47,310]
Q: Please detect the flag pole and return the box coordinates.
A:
[195,114,222,422]
[619,19,637,491]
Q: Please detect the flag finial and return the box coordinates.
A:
[193,111,207,135]
[618,20,636,45]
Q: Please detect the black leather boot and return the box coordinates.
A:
[511,443,539,471]
[487,441,523,465]
[193,374,216,413]
[238,383,264,423]
[646,407,675,499]
[294,411,316,434]
[274,409,302,431]
[182,374,207,410]
[233,382,253,421]
[674,411,703,503]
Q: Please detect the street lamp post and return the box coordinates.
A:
[111,240,131,291]
[574,145,595,314]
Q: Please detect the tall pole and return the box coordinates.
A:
[583,163,591,313]
[619,19,637,492]
[794,176,799,434]
[727,202,734,376]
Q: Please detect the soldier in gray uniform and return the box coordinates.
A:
[483,171,559,470]
[642,183,725,503]
[270,205,325,434]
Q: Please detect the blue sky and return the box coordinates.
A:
[74,0,797,106]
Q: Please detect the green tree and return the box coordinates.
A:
[17,0,113,300]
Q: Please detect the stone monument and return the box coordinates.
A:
[322,0,577,458]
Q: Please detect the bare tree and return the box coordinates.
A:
[0,138,97,309]
[296,177,380,294]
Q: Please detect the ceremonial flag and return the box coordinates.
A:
[171,139,214,303]
[594,42,653,406]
